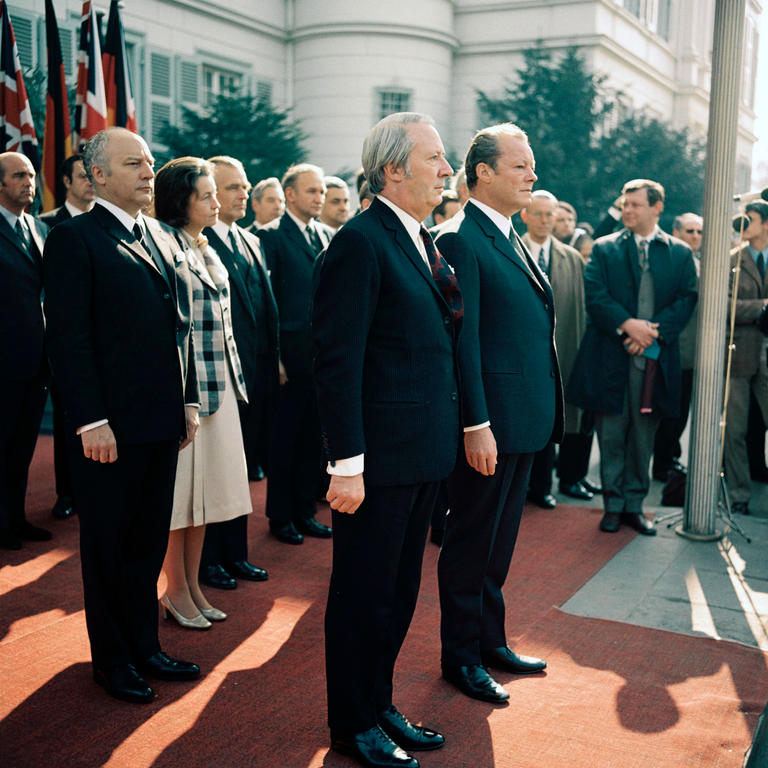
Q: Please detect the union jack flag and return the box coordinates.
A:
[73,0,106,149]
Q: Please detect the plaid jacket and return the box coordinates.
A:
[179,231,248,416]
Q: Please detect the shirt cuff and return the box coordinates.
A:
[327,454,364,476]
[185,403,200,408]
[464,421,490,432]
[608,206,621,220]
[77,419,109,435]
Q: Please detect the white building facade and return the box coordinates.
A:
[8,0,761,191]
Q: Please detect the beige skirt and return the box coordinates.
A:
[170,363,252,530]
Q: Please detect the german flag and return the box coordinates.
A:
[42,0,72,212]
[102,0,137,132]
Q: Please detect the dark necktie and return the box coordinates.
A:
[758,252,766,280]
[306,223,323,256]
[229,228,253,267]
[419,226,463,325]
[537,247,547,275]
[14,218,29,252]
[133,221,148,252]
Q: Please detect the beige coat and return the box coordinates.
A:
[523,234,586,432]
[730,242,768,378]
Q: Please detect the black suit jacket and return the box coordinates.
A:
[203,224,279,392]
[567,228,697,417]
[0,212,48,380]
[39,205,72,229]
[436,201,563,454]
[259,212,332,383]
[312,196,460,486]
[43,204,197,444]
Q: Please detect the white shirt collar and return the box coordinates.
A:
[64,200,88,218]
[376,195,430,265]
[211,219,235,244]
[468,197,512,238]
[527,235,551,267]
[95,197,142,233]
[0,202,21,230]
[633,225,660,248]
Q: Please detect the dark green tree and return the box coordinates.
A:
[476,45,705,231]
[159,93,307,189]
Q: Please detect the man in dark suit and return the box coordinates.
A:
[436,125,560,705]
[259,164,333,545]
[0,152,52,550]
[39,153,96,523]
[567,179,697,534]
[521,190,589,507]
[313,113,459,767]
[43,127,201,703]
[248,176,284,231]
[198,155,279,589]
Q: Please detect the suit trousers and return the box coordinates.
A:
[325,480,439,733]
[595,366,660,514]
[529,442,556,496]
[50,377,73,499]
[69,435,178,669]
[725,360,768,503]
[557,411,596,486]
[265,378,319,524]
[439,451,533,665]
[239,354,273,479]
[653,367,694,474]
[0,370,47,532]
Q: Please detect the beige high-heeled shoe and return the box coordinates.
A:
[160,594,212,630]
[198,606,227,622]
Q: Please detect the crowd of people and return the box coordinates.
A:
[1,111,767,768]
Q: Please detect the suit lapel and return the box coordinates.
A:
[0,212,31,262]
[282,214,316,262]
[620,230,641,291]
[23,213,45,262]
[205,226,255,318]
[739,245,763,290]
[94,205,164,278]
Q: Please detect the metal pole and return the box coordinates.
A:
[680,0,746,540]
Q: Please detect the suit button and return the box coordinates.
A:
[450,392,458,401]
[163,293,171,300]
[443,316,451,325]
[550,369,555,378]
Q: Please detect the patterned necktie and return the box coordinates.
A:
[419,226,463,325]
[14,218,29,252]
[537,245,547,274]
[638,239,649,271]
[305,223,323,255]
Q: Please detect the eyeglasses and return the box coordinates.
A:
[684,228,703,234]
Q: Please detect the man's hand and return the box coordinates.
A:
[278,360,288,386]
[326,473,365,514]
[464,426,497,476]
[81,424,118,463]
[620,318,659,355]
[179,405,200,450]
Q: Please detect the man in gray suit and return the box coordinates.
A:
[724,201,768,515]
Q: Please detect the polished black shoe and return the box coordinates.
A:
[430,527,445,546]
[527,492,557,509]
[378,705,444,752]
[442,664,509,703]
[331,724,419,767]
[12,521,52,542]
[226,560,268,582]
[481,646,546,674]
[622,511,657,536]
[137,651,200,681]
[581,478,602,495]
[201,564,237,590]
[51,496,74,520]
[0,529,22,550]
[296,516,332,538]
[599,511,621,532]
[93,664,154,703]
[732,501,750,515]
[250,465,266,482]
[558,481,593,501]
[269,521,304,544]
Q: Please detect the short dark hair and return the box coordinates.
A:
[61,153,84,182]
[281,163,324,191]
[746,201,768,222]
[622,178,665,206]
[556,201,576,217]
[154,156,212,228]
[465,123,528,190]
[432,189,460,219]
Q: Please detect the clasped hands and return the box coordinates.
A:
[620,317,659,356]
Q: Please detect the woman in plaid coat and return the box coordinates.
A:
[155,157,252,629]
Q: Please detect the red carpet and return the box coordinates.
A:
[1,436,766,767]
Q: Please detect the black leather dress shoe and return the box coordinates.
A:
[270,521,304,544]
[732,501,750,515]
[201,564,237,590]
[378,705,444,752]
[249,465,265,482]
[225,560,268,581]
[296,516,332,538]
[481,646,546,674]
[137,651,200,681]
[93,664,154,703]
[0,529,22,550]
[622,511,657,536]
[442,664,509,703]
[558,481,593,501]
[331,725,418,767]
[581,478,602,495]
[599,511,621,532]
[527,492,557,509]
[12,521,52,541]
[51,496,74,520]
